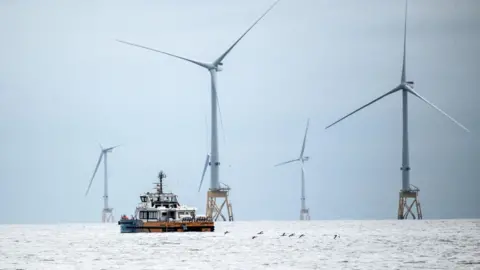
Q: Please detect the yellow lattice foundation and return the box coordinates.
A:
[206,188,234,221]
[397,189,422,220]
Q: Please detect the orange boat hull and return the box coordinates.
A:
[118,219,214,233]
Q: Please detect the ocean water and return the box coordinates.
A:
[1,220,479,270]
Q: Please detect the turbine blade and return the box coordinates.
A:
[275,158,300,167]
[105,144,122,152]
[299,118,310,158]
[116,39,210,69]
[325,87,401,129]
[213,0,281,66]
[85,152,104,196]
[401,0,408,83]
[198,154,210,192]
[407,88,470,132]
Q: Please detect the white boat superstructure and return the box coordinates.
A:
[131,171,207,223]
[135,192,198,222]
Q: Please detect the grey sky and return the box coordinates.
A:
[0,0,479,224]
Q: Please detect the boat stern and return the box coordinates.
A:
[118,218,143,233]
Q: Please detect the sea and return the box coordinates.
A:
[1,220,479,270]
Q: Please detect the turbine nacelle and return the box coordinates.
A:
[302,156,310,162]
[215,62,224,72]
[400,81,414,89]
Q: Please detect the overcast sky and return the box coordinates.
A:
[1,0,479,224]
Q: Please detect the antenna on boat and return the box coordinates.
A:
[157,171,167,194]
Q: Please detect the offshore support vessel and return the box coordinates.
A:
[118,171,214,233]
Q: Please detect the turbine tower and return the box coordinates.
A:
[275,119,311,221]
[116,0,281,222]
[325,0,469,220]
[85,144,120,223]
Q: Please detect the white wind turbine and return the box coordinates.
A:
[85,144,120,223]
[325,0,469,219]
[275,119,311,221]
[117,0,281,221]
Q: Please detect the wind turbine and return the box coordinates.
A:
[325,0,469,220]
[85,144,120,223]
[117,0,281,222]
[275,119,311,221]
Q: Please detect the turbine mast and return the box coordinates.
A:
[209,69,220,190]
[300,164,309,220]
[401,89,410,191]
[104,151,109,209]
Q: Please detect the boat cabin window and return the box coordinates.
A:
[140,196,147,202]
[139,211,158,219]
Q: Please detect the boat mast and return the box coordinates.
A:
[158,171,166,194]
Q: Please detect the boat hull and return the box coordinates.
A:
[118,219,214,233]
